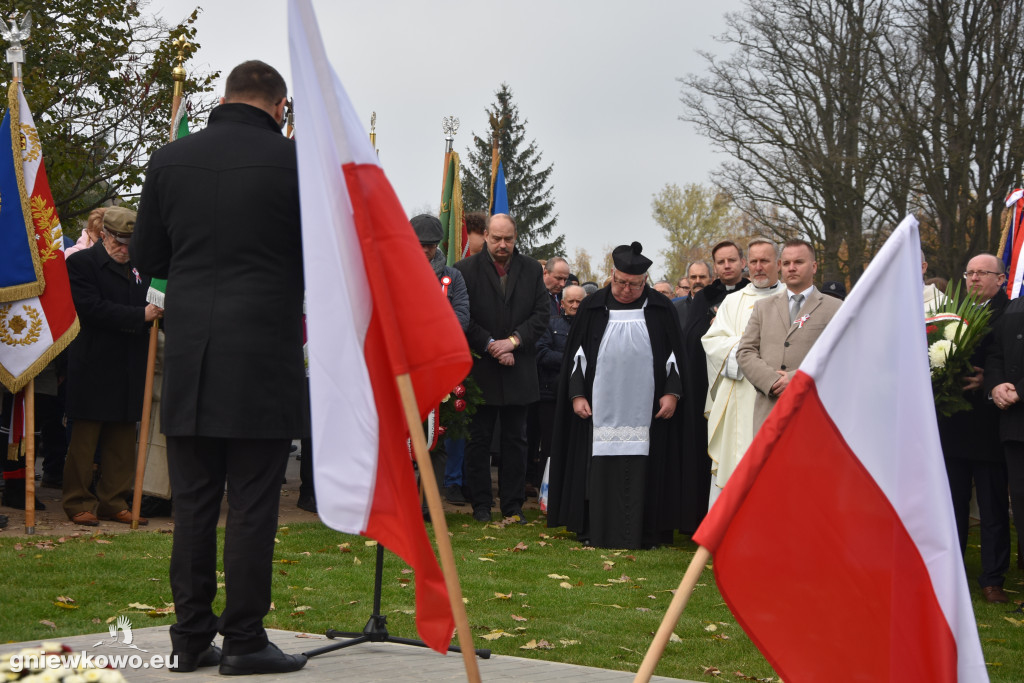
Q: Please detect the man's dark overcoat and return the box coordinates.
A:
[130,103,308,439]
[65,241,151,422]
[453,246,548,406]
[987,294,1024,442]
[678,277,748,533]
[546,286,685,541]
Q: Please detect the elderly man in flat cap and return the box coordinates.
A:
[547,242,685,549]
[411,214,470,513]
[62,206,163,527]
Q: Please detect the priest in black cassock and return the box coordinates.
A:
[547,242,685,549]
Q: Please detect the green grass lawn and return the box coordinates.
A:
[0,512,1020,682]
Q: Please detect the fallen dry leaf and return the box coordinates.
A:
[39,620,56,630]
[478,557,497,562]
[510,614,527,622]
[705,624,718,632]
[703,665,722,677]
[94,539,112,545]
[712,634,731,640]
[602,561,615,570]
[401,568,413,574]
[55,596,75,604]
[538,541,549,547]
[512,542,529,552]
[365,540,378,547]
[559,639,579,646]
[493,592,512,600]
[128,602,156,610]
[520,638,555,650]
[669,633,682,642]
[353,557,362,565]
[278,559,299,564]
[559,582,573,589]
[547,573,569,580]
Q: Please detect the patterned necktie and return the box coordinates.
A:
[790,294,804,324]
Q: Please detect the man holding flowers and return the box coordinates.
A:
[939,253,1010,603]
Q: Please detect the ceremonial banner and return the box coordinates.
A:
[1001,188,1024,299]
[489,159,508,216]
[693,215,987,682]
[439,151,466,265]
[289,0,471,653]
[0,84,79,393]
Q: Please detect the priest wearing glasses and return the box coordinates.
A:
[547,242,685,549]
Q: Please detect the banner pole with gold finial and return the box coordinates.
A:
[5,9,38,534]
[131,34,192,530]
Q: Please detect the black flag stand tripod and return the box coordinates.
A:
[302,543,491,659]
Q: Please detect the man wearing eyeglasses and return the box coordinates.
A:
[942,253,1011,603]
[547,242,684,549]
[454,213,549,524]
[62,206,162,528]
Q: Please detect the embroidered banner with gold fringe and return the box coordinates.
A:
[0,82,79,393]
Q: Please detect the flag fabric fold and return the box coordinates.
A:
[0,85,45,302]
[693,215,988,682]
[489,159,508,216]
[0,84,79,393]
[289,0,471,653]
[439,151,466,265]
[1001,188,1024,299]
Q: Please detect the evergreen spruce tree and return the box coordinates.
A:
[462,83,563,260]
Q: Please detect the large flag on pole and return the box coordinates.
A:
[0,84,79,393]
[1001,188,1024,299]
[692,215,988,682]
[289,0,472,653]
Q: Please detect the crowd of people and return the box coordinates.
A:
[2,57,1022,674]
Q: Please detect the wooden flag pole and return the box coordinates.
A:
[395,373,481,683]
[633,546,712,683]
[24,379,36,534]
[130,320,159,529]
[131,35,191,529]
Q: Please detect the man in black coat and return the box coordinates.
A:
[678,241,748,533]
[985,283,1024,577]
[453,213,548,523]
[942,253,1011,603]
[131,61,307,675]
[62,207,161,527]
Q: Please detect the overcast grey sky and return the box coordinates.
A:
[153,0,744,277]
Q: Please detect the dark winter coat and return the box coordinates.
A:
[985,292,1024,444]
[130,103,309,439]
[536,313,572,401]
[453,246,548,406]
[65,241,151,422]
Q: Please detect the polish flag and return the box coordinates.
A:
[693,215,988,681]
[289,0,471,653]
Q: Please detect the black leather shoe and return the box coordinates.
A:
[169,644,221,673]
[473,507,491,522]
[297,495,317,513]
[219,642,306,676]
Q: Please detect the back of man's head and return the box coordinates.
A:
[225,60,287,109]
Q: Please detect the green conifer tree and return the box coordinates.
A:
[461,83,564,260]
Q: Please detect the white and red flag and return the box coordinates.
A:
[0,84,79,394]
[693,215,988,681]
[288,0,471,653]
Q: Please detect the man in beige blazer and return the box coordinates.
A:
[737,239,842,430]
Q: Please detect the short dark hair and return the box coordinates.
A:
[711,240,742,260]
[465,212,487,235]
[224,60,287,108]
[781,238,816,259]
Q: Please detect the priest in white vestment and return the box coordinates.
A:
[701,238,781,506]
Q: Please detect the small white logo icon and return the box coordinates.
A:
[93,615,148,652]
